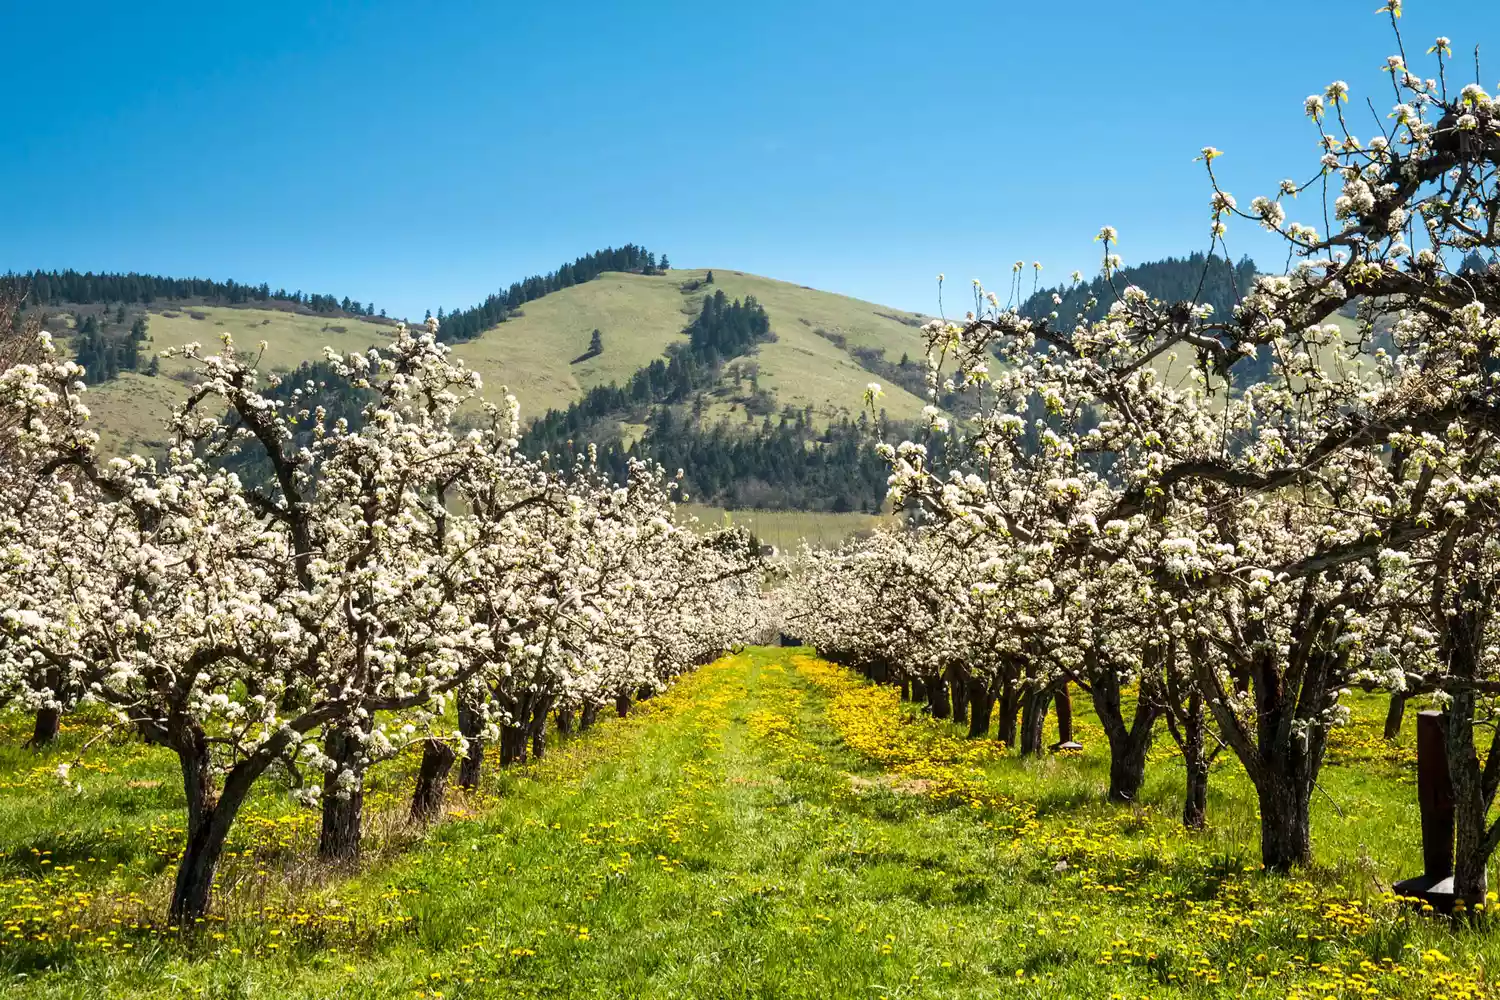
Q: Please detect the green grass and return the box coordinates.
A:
[78,305,397,455]
[0,649,1494,998]
[71,269,936,455]
[679,504,885,551]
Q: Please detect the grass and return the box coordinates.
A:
[70,269,936,455]
[0,648,1494,998]
[679,504,885,551]
[78,305,396,455]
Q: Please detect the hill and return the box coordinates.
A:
[446,268,932,425]
[50,267,935,514]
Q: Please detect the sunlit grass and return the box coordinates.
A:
[0,649,1491,998]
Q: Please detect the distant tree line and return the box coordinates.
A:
[521,290,890,510]
[523,291,771,450]
[433,244,666,343]
[73,312,151,384]
[14,270,379,317]
[1019,252,1257,327]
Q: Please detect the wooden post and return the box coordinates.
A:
[1394,711,1457,910]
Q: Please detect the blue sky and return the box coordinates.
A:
[4,1,1496,319]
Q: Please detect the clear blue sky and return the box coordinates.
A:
[4,1,1495,320]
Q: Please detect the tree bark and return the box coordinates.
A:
[169,724,261,922]
[996,675,1021,749]
[457,696,485,791]
[949,671,969,727]
[318,722,367,862]
[27,707,60,749]
[1019,688,1051,757]
[529,695,553,761]
[615,692,632,718]
[926,676,950,720]
[1089,666,1158,803]
[1256,776,1312,871]
[966,678,994,738]
[499,723,529,767]
[1054,682,1074,745]
[1180,687,1210,830]
[1384,691,1407,741]
[579,702,599,733]
[910,677,927,704]
[556,708,575,739]
[410,739,457,823]
[900,677,911,701]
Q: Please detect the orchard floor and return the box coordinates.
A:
[0,648,1496,998]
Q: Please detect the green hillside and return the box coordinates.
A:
[74,270,932,455]
[449,268,932,425]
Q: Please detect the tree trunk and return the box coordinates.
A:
[1180,688,1209,830]
[615,692,632,718]
[1090,668,1158,803]
[457,696,485,791]
[900,677,911,701]
[169,725,257,923]
[25,666,62,749]
[910,677,927,704]
[927,676,950,720]
[1449,662,1497,904]
[1019,689,1051,757]
[172,801,240,923]
[1054,682,1074,745]
[499,723,529,767]
[966,678,994,738]
[410,739,457,823]
[1256,776,1312,871]
[27,707,60,749]
[1384,691,1407,741]
[949,672,969,727]
[996,676,1021,749]
[556,708,575,739]
[318,723,366,862]
[579,702,599,733]
[529,695,553,761]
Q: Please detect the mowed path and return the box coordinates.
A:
[5,648,1496,998]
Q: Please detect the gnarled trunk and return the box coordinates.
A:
[27,707,60,749]
[926,676,950,720]
[499,723,529,767]
[967,678,994,738]
[579,701,599,733]
[996,675,1021,749]
[1256,775,1312,871]
[556,708,575,739]
[615,692,632,718]
[411,739,457,822]
[948,670,969,727]
[457,695,485,791]
[169,724,263,922]
[1018,688,1051,757]
[319,721,367,862]
[1090,666,1159,804]
[529,695,554,761]
[1384,691,1407,741]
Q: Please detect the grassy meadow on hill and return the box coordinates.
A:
[72,268,934,459]
[0,648,1488,999]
